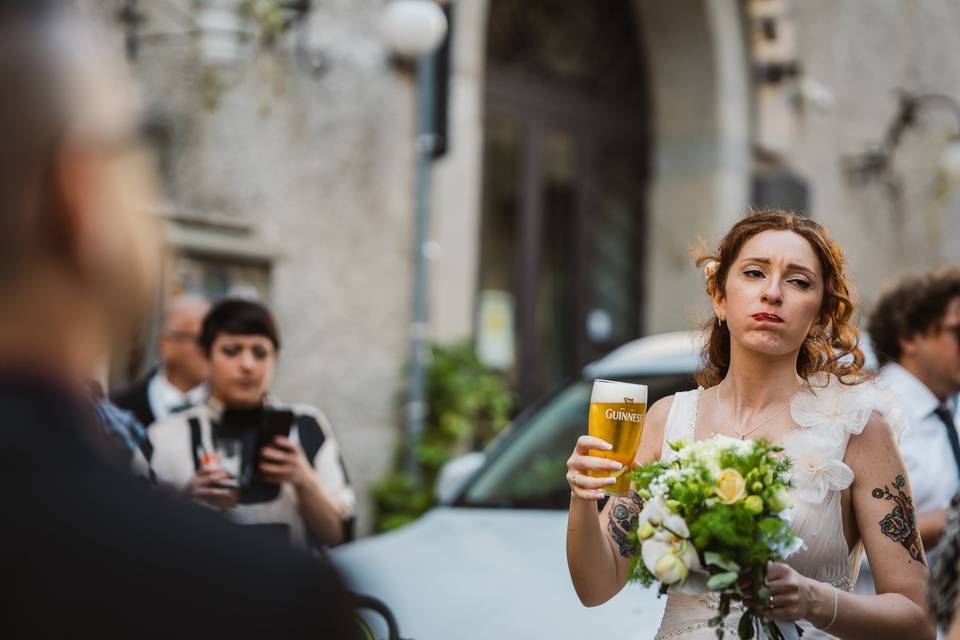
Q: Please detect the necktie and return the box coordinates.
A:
[934,405,960,480]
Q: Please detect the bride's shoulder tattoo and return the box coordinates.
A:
[607,491,644,558]
[872,474,925,564]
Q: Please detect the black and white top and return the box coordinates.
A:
[149,395,356,548]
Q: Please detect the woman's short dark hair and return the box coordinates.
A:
[867,268,960,366]
[198,298,280,356]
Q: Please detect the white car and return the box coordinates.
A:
[332,331,877,639]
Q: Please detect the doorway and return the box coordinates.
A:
[478,1,650,405]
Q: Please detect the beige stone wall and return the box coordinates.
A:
[90,0,417,535]
[787,0,960,310]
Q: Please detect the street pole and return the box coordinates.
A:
[405,49,438,482]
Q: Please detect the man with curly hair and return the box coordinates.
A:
[868,268,960,555]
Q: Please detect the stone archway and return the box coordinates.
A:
[633,0,751,331]
[429,0,750,350]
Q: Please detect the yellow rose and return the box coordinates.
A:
[715,468,747,505]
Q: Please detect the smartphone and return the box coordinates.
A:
[239,408,295,505]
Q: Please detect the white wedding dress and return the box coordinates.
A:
[652,374,905,639]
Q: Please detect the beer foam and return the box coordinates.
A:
[591,379,647,405]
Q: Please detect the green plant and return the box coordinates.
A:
[198,0,296,112]
[238,0,289,47]
[372,341,514,532]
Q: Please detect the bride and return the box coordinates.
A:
[565,211,934,639]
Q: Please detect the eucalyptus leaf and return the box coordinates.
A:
[704,551,741,572]
[707,571,739,590]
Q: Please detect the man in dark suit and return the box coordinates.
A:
[0,3,357,637]
[113,296,210,428]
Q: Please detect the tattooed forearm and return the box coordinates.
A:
[607,491,644,558]
[872,474,926,564]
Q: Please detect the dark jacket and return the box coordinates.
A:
[111,370,156,428]
[0,373,358,639]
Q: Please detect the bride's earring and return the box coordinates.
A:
[717,317,723,327]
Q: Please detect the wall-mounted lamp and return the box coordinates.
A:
[379,0,447,59]
[117,0,315,70]
[378,0,450,483]
[844,91,960,186]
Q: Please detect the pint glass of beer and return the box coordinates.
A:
[586,379,648,495]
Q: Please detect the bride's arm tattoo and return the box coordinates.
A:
[607,491,644,558]
[872,474,926,564]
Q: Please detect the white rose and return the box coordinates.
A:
[638,496,690,538]
[641,533,701,586]
[676,538,700,573]
[654,552,687,584]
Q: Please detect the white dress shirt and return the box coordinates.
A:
[147,370,206,424]
[883,363,960,520]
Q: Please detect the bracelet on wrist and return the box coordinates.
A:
[814,585,839,631]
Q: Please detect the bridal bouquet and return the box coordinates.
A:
[627,435,803,639]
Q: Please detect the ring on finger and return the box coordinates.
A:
[767,594,775,609]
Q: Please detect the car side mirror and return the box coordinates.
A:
[434,452,485,505]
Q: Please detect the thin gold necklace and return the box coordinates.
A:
[715,383,800,440]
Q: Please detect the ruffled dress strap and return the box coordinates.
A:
[785,373,906,504]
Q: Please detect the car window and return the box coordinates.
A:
[460,373,697,509]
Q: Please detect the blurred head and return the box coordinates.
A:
[199,299,280,409]
[868,269,960,401]
[696,210,862,387]
[0,3,160,376]
[158,296,210,391]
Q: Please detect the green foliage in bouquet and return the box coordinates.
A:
[626,437,802,639]
[372,341,514,532]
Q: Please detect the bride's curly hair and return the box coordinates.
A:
[694,210,864,388]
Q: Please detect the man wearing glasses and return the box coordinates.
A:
[867,269,960,561]
[113,295,210,428]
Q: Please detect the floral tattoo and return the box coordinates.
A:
[872,474,925,564]
[608,491,644,558]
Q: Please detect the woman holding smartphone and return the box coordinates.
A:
[150,298,356,549]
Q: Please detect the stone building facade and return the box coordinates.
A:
[90,0,959,534]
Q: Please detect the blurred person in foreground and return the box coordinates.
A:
[112,295,210,428]
[0,3,355,637]
[150,298,356,549]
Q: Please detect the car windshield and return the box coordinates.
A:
[459,373,696,509]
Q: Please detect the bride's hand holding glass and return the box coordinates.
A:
[566,435,622,500]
